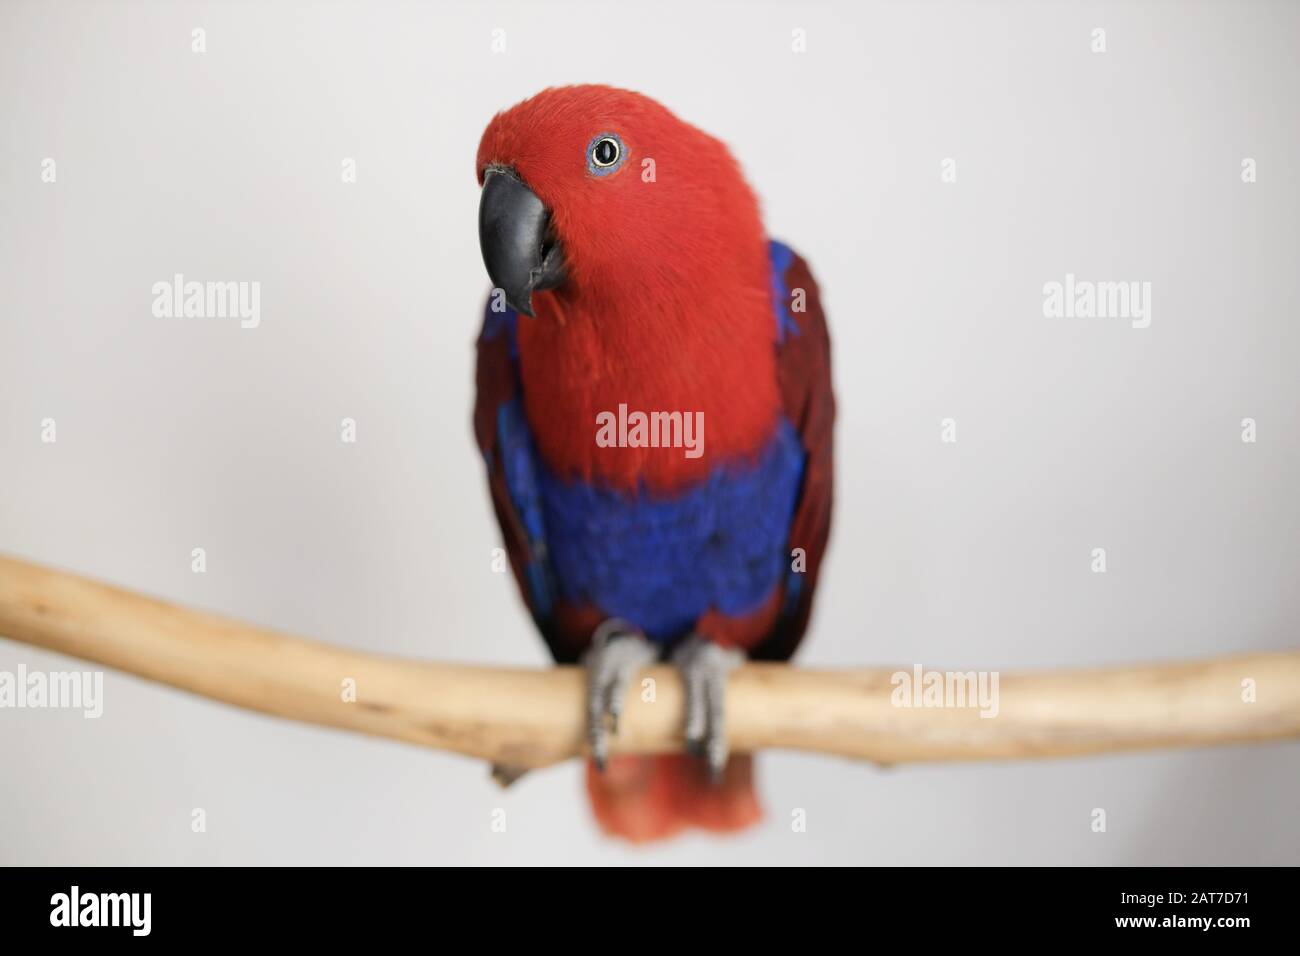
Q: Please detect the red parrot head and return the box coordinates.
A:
[476,85,766,318]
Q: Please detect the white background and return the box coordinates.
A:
[1,0,1297,864]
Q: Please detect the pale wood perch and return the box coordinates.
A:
[0,554,1297,769]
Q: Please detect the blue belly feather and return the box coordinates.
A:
[539,416,802,640]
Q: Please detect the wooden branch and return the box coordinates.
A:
[1,554,1297,769]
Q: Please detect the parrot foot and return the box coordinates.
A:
[581,619,656,771]
[671,633,744,783]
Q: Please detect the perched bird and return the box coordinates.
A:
[474,85,834,842]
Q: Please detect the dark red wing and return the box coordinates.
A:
[474,309,533,612]
[751,246,835,661]
[474,302,590,662]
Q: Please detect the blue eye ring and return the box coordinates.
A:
[586,132,626,177]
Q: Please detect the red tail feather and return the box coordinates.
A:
[585,755,762,843]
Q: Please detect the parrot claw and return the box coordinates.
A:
[581,619,656,771]
[671,633,744,783]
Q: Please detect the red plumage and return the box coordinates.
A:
[474,86,834,841]
[477,86,782,493]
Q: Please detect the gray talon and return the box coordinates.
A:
[671,634,743,782]
[581,619,655,771]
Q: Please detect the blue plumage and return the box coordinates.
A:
[539,419,802,640]
[767,240,801,344]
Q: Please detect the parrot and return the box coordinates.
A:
[473,85,834,842]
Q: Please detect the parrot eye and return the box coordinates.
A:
[586,133,625,176]
[592,138,619,166]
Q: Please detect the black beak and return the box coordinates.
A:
[478,166,565,317]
